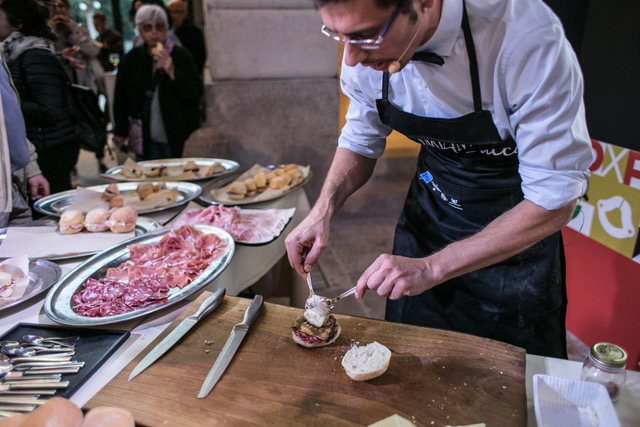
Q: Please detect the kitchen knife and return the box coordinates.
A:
[197,294,264,398]
[129,288,226,381]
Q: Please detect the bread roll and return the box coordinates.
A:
[284,163,299,172]
[265,171,277,183]
[59,209,84,234]
[341,341,391,381]
[269,176,287,189]
[227,181,247,200]
[144,189,177,204]
[253,172,267,191]
[274,167,285,176]
[183,160,198,171]
[81,406,135,427]
[3,397,84,427]
[143,167,161,177]
[84,208,110,232]
[109,207,137,233]
[109,195,124,209]
[243,178,257,195]
[102,184,120,201]
[136,182,154,199]
[289,168,303,186]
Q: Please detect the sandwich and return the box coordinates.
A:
[227,181,247,200]
[291,313,341,348]
[109,195,124,209]
[0,269,14,298]
[109,207,138,233]
[253,172,267,192]
[269,175,287,189]
[102,184,120,201]
[59,209,84,234]
[243,178,257,196]
[136,182,155,199]
[84,208,110,232]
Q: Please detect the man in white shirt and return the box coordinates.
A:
[284,0,593,358]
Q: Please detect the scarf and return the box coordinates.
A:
[1,31,55,66]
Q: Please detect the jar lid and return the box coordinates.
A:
[590,342,627,369]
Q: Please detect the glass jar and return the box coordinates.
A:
[580,342,627,402]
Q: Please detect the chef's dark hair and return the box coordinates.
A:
[311,0,417,19]
[0,0,57,41]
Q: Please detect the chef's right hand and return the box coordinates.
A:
[285,212,330,279]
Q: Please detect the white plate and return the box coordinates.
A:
[103,158,239,182]
[533,374,621,427]
[0,260,61,312]
[33,181,202,217]
[44,225,235,326]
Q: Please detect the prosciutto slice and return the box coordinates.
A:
[72,225,228,317]
[174,205,291,243]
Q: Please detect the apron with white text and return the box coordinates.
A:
[377,3,567,358]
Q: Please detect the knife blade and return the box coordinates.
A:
[129,288,226,381]
[197,294,264,398]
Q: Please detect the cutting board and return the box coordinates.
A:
[86,293,527,426]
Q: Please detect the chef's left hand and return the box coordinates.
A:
[153,48,175,80]
[355,254,439,300]
[27,174,50,200]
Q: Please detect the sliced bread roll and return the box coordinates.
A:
[341,341,391,381]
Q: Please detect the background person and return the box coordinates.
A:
[112,5,202,160]
[0,0,76,194]
[92,12,123,73]
[167,0,205,73]
[284,0,593,358]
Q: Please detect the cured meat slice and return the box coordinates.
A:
[72,225,228,317]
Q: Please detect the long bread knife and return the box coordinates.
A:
[197,294,263,398]
[128,288,226,381]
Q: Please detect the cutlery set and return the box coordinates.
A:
[0,336,82,413]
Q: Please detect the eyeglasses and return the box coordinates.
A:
[321,5,404,50]
[140,22,166,33]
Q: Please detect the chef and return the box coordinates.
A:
[285,0,593,358]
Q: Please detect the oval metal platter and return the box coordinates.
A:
[44,225,235,326]
[0,259,62,313]
[102,158,240,182]
[34,181,202,217]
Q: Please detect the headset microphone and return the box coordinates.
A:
[387,8,427,74]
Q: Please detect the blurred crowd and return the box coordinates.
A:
[0,0,206,228]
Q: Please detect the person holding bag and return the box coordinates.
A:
[112,5,202,160]
[0,0,80,194]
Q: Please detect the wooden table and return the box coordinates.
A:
[87,293,527,426]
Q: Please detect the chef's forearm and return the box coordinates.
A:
[428,198,577,284]
[312,148,376,219]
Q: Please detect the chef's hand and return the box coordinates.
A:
[285,212,330,278]
[27,174,50,200]
[354,254,439,300]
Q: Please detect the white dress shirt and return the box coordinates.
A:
[339,0,593,210]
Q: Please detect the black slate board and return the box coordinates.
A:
[0,323,129,398]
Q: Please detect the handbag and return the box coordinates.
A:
[127,117,143,155]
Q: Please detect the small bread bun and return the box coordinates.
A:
[127,196,141,205]
[274,168,285,176]
[109,207,137,233]
[269,176,287,189]
[144,189,177,204]
[109,195,124,209]
[143,167,161,178]
[289,168,304,185]
[253,172,267,190]
[341,341,391,381]
[227,181,247,200]
[102,184,120,201]
[183,160,198,171]
[265,171,277,183]
[59,209,84,234]
[284,163,299,172]
[243,178,257,195]
[84,208,110,232]
[81,406,135,427]
[136,182,154,199]
[7,397,85,427]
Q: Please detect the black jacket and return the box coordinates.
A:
[113,44,202,158]
[9,49,79,152]
[175,21,206,72]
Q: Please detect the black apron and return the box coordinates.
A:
[378,3,567,358]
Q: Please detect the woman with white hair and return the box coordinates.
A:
[112,5,202,160]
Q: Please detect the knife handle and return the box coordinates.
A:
[194,288,226,321]
[240,295,264,327]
